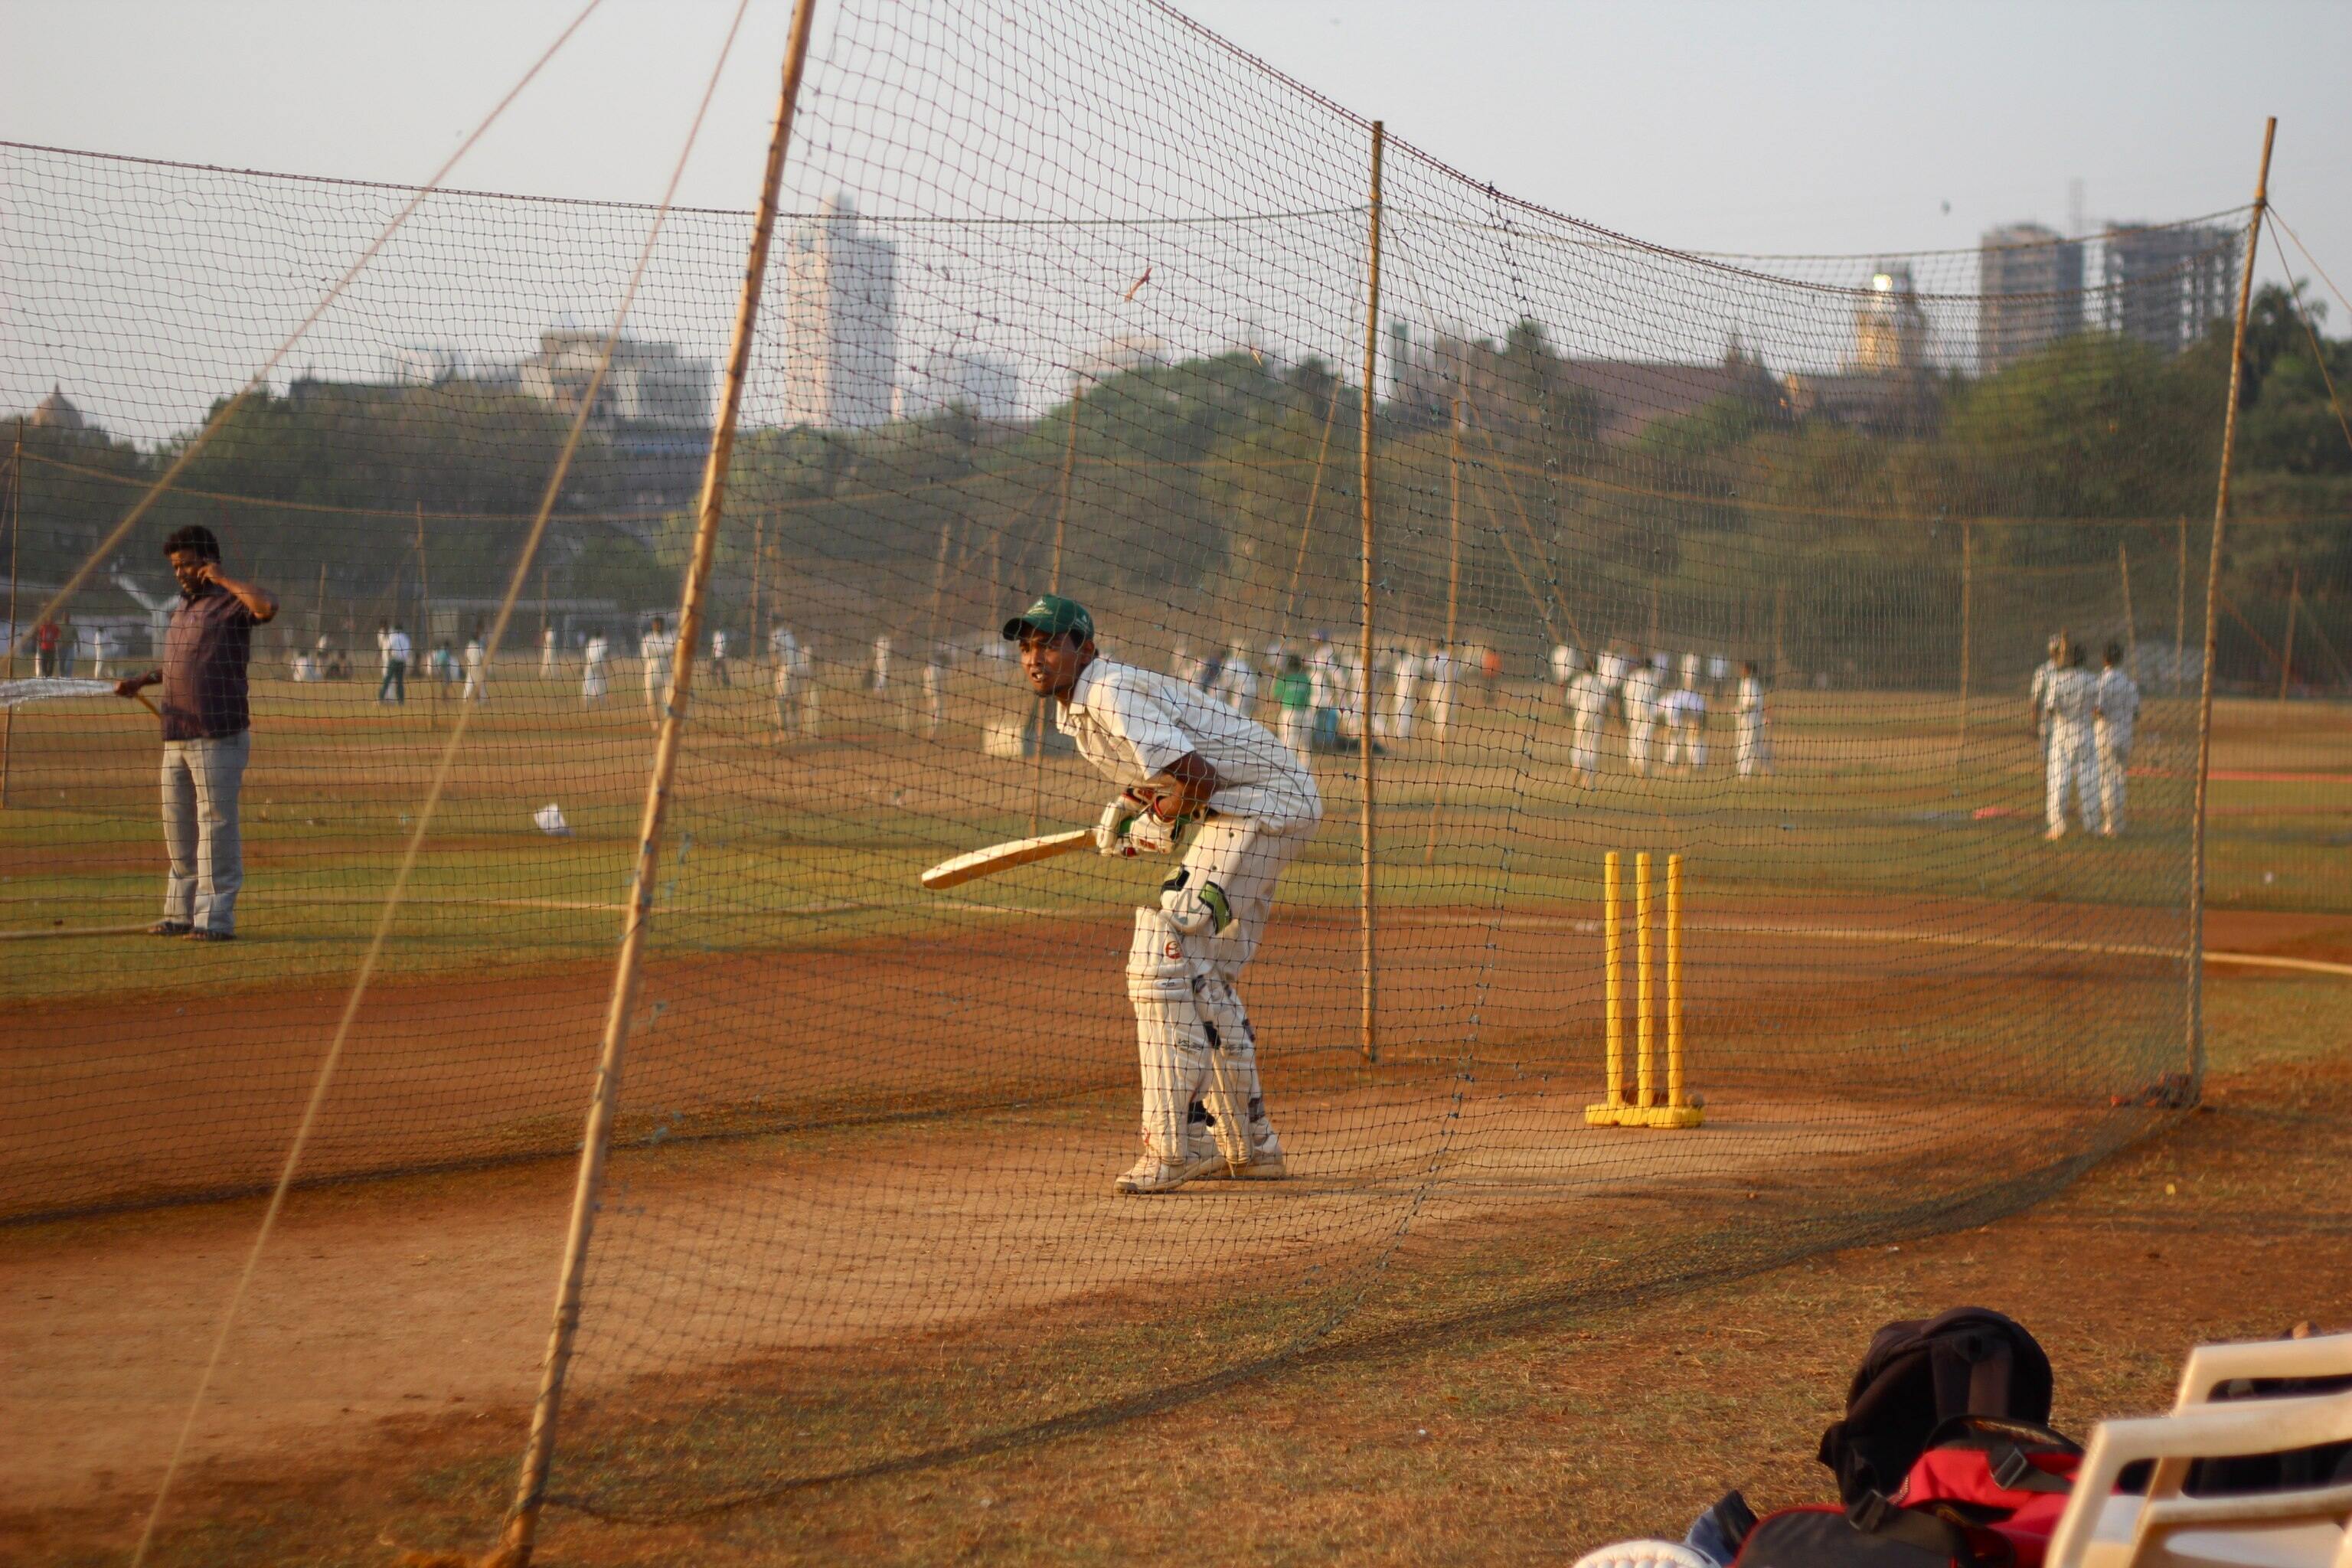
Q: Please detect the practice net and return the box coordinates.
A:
[0,0,2315,1527]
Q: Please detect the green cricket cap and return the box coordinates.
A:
[1002,593,1094,643]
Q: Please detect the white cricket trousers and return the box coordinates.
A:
[1736,714,1769,777]
[162,730,251,935]
[2045,724,2102,836]
[1174,815,1311,975]
[1135,813,1315,1159]
[1571,717,1600,776]
[2095,723,2131,834]
[1626,714,1655,776]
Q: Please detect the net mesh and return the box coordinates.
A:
[0,0,2341,1525]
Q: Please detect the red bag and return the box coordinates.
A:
[1733,1417,2082,1568]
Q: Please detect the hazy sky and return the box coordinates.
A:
[5,0,2346,439]
[6,0,2341,266]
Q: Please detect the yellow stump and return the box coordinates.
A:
[1635,851,1655,1110]
[1643,851,1705,1128]
[1584,851,1625,1126]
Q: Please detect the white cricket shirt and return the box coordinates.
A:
[2094,668,2139,744]
[1057,657,1320,828]
[2043,667,2096,731]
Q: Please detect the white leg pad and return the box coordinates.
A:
[1126,908,1212,1163]
[1193,969,1278,1167]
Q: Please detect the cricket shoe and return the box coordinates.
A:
[1231,1132,1288,1180]
[1115,1142,1220,1195]
[1196,1130,1288,1181]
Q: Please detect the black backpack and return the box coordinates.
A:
[1817,1308,2055,1508]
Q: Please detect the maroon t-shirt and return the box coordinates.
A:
[158,586,256,741]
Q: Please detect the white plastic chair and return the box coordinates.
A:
[2174,1333,2352,1411]
[2044,1331,2352,1568]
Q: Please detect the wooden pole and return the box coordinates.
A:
[928,518,951,648]
[750,506,765,656]
[498,5,817,1558]
[1955,521,1973,773]
[1357,119,1383,1067]
[2118,539,2138,671]
[312,561,328,648]
[1424,390,1462,866]
[2188,116,2275,1090]
[1050,392,1077,594]
[926,517,951,737]
[415,503,436,713]
[2174,517,2189,697]
[2276,567,2298,708]
[1463,400,1586,647]
[1025,394,1082,834]
[2,430,20,809]
[1276,377,1344,642]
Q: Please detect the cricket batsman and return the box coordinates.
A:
[1007,593,1321,1194]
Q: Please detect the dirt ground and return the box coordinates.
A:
[0,910,2334,1520]
[0,1070,2112,1514]
[1,957,2342,1567]
[2,892,2216,1219]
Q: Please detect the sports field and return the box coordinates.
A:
[2,669,2345,1558]
[1,664,2233,1215]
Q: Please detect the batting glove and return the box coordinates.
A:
[1094,793,1144,856]
[1125,804,1184,857]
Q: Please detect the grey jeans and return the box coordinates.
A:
[162,730,250,933]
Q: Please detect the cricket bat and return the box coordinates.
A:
[920,828,1093,890]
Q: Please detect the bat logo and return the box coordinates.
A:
[1164,940,1182,960]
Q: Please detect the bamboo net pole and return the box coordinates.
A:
[2,430,19,808]
[2174,517,2189,697]
[1462,401,1586,648]
[1276,377,1344,642]
[2119,539,2138,668]
[2188,115,2275,1089]
[495,5,817,1559]
[1357,119,1383,1066]
[750,507,765,655]
[1955,521,1973,774]
[1025,392,1082,833]
[1424,392,1462,867]
[416,502,436,714]
[2276,567,2299,708]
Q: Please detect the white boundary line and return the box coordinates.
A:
[5,897,2347,977]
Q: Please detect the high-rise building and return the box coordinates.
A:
[516,332,710,428]
[782,193,898,429]
[898,346,1021,422]
[1851,263,1928,374]
[2101,223,2236,357]
[1978,224,2084,374]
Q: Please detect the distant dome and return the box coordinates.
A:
[30,384,87,431]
